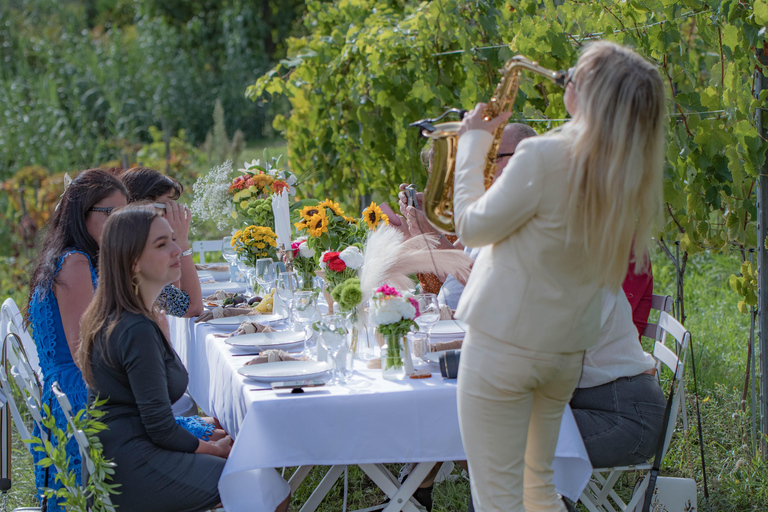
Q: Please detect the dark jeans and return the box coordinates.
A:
[570,373,666,468]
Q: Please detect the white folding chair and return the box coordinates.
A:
[1,298,40,375]
[578,311,689,512]
[51,382,116,512]
[192,240,224,264]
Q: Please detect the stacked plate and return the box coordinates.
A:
[225,330,306,354]
[429,319,468,340]
[237,360,331,382]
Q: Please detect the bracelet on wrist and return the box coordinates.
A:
[181,249,194,257]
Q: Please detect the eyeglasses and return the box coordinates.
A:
[495,152,515,161]
[564,67,577,89]
[90,206,116,216]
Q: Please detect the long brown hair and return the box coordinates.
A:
[78,206,159,388]
[120,166,183,202]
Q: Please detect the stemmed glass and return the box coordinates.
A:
[294,291,320,356]
[318,314,349,384]
[414,293,440,351]
[235,257,256,298]
[275,271,299,328]
[255,258,276,295]
[221,237,238,269]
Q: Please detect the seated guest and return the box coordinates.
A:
[25,170,221,511]
[120,167,203,317]
[79,207,291,511]
[571,281,665,468]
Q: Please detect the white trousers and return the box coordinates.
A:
[457,327,584,512]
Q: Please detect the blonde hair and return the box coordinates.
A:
[561,41,665,290]
[78,206,159,388]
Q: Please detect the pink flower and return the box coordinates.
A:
[375,285,400,297]
[408,297,420,318]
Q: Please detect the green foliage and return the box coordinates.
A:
[250,0,768,312]
[27,400,119,512]
[204,99,247,167]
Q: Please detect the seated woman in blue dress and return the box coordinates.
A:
[24,169,219,511]
[78,206,289,512]
[120,167,203,318]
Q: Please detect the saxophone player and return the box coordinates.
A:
[453,41,666,512]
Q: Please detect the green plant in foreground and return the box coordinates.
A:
[27,399,119,512]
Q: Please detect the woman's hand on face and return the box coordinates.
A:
[163,200,191,246]
[457,103,513,137]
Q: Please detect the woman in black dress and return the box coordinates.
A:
[77,206,231,512]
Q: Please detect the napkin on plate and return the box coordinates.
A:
[430,339,463,352]
[439,305,454,320]
[230,321,275,337]
[195,306,252,323]
[204,290,237,301]
[244,349,312,366]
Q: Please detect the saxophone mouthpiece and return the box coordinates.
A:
[409,108,468,133]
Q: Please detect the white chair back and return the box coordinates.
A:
[1,299,40,374]
[51,382,116,512]
[192,240,223,264]
[640,294,673,341]
[0,332,44,450]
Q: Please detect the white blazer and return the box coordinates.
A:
[453,130,601,353]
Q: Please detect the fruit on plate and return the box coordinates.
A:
[253,290,274,313]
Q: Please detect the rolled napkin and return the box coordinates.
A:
[430,339,463,352]
[196,264,230,272]
[229,321,275,337]
[195,306,251,323]
[439,305,454,320]
[205,290,234,301]
[244,350,312,366]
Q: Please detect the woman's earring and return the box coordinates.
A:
[132,274,140,296]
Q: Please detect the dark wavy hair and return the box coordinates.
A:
[120,167,183,203]
[25,169,128,318]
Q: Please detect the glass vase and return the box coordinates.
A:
[380,332,413,380]
[299,271,315,291]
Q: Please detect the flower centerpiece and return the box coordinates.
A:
[229,157,296,228]
[294,199,361,254]
[361,202,390,231]
[369,285,419,378]
[289,236,317,289]
[331,277,366,355]
[230,225,278,266]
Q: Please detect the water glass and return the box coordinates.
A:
[276,271,299,328]
[255,258,276,294]
[221,236,238,281]
[294,291,319,356]
[318,314,349,384]
[235,258,256,298]
[414,293,440,350]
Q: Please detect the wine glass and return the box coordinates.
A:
[318,314,349,384]
[221,236,238,266]
[255,258,276,294]
[275,271,299,328]
[414,293,440,351]
[235,257,255,298]
[294,291,320,356]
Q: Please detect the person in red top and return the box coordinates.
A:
[622,252,653,339]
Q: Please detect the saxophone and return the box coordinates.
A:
[410,56,567,234]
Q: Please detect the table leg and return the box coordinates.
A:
[358,462,436,512]
[288,465,315,495]
[298,465,346,512]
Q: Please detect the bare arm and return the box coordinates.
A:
[165,201,203,317]
[53,253,95,365]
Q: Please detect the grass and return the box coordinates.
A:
[3,248,766,511]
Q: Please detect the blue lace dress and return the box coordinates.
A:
[28,249,213,511]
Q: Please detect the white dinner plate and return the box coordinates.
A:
[421,350,460,364]
[201,281,246,296]
[206,313,285,326]
[237,360,331,382]
[429,320,468,336]
[226,331,305,351]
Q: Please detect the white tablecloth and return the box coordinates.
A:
[170,317,592,511]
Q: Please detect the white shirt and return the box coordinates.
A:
[577,289,656,389]
[437,247,480,310]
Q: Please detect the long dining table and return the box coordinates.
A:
[169,314,592,512]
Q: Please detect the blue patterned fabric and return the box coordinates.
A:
[157,284,191,317]
[28,249,213,511]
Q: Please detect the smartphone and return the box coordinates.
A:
[271,379,327,390]
[404,185,418,207]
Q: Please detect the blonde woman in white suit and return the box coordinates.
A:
[453,41,666,512]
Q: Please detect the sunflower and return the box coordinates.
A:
[319,199,345,217]
[294,219,308,231]
[299,205,325,222]
[362,202,389,230]
[307,209,329,238]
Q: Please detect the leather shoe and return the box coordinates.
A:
[413,484,433,511]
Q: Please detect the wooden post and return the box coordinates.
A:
[755,49,768,457]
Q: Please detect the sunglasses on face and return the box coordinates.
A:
[564,67,577,89]
[90,206,116,216]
